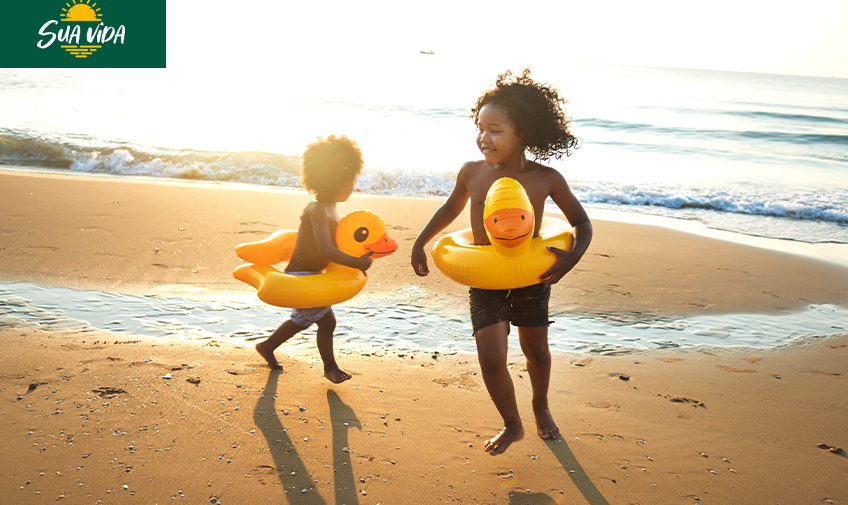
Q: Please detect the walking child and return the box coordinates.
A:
[411,69,593,455]
[255,135,374,383]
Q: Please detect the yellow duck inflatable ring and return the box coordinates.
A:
[431,177,573,290]
[233,209,397,308]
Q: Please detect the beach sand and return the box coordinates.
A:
[2,171,847,504]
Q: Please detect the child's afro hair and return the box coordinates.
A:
[300,135,364,199]
[471,68,579,161]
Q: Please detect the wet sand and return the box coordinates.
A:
[1,170,848,504]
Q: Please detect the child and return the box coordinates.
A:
[255,135,373,383]
[411,69,593,455]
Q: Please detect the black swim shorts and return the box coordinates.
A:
[468,283,552,334]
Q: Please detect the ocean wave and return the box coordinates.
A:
[3,130,846,228]
[571,181,848,225]
[0,130,302,186]
[727,109,848,126]
[577,117,848,145]
[575,117,848,163]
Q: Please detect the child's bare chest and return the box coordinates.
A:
[467,170,549,213]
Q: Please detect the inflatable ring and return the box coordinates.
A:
[233,210,397,308]
[431,177,573,290]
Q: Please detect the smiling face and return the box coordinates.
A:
[476,104,525,167]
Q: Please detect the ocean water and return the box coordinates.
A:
[3,283,847,355]
[1,57,847,244]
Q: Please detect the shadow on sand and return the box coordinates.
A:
[327,389,362,505]
[254,371,362,504]
[544,438,610,505]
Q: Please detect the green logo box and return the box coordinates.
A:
[1,0,165,68]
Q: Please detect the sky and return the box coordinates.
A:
[169,0,848,79]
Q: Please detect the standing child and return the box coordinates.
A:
[255,135,373,383]
[411,69,593,455]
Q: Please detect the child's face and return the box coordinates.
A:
[337,181,355,203]
[476,104,524,166]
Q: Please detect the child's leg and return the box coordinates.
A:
[256,319,307,370]
[475,321,525,455]
[518,326,559,440]
[314,309,351,384]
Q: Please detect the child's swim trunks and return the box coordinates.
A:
[285,271,332,327]
[291,306,332,327]
[468,283,552,334]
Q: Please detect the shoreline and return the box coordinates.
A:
[3,165,847,269]
[3,280,847,356]
[2,170,847,320]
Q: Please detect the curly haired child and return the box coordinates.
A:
[411,69,593,455]
[255,135,373,383]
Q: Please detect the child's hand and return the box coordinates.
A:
[539,246,577,284]
[411,246,429,276]
[358,251,374,272]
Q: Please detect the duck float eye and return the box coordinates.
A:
[232,209,397,308]
[354,227,369,242]
[431,177,573,290]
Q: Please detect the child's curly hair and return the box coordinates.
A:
[471,68,579,161]
[300,135,364,200]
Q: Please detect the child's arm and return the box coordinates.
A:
[309,203,373,272]
[411,166,471,276]
[539,172,593,284]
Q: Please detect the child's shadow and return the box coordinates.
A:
[255,371,325,503]
[544,439,611,505]
[327,389,362,505]
[254,372,361,504]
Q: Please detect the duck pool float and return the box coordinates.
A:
[233,210,397,308]
[431,177,573,290]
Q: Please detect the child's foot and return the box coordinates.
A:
[323,366,352,384]
[484,424,525,456]
[534,407,560,440]
[255,342,283,370]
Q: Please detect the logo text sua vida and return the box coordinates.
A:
[37,21,126,48]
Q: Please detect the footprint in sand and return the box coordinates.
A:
[92,387,127,398]
[717,365,757,373]
[432,372,480,389]
[574,358,594,367]
[583,401,618,410]
[812,372,845,378]
[669,397,705,407]
[658,358,685,363]
[151,263,186,270]
[817,444,845,455]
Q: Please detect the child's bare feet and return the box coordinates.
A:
[534,407,560,440]
[255,342,283,370]
[323,366,352,384]
[484,424,525,455]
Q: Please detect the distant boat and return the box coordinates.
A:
[419,49,434,55]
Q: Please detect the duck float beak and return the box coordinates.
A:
[335,209,398,260]
[365,231,398,258]
[485,208,533,247]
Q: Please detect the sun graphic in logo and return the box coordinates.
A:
[61,0,101,22]
[58,0,105,58]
